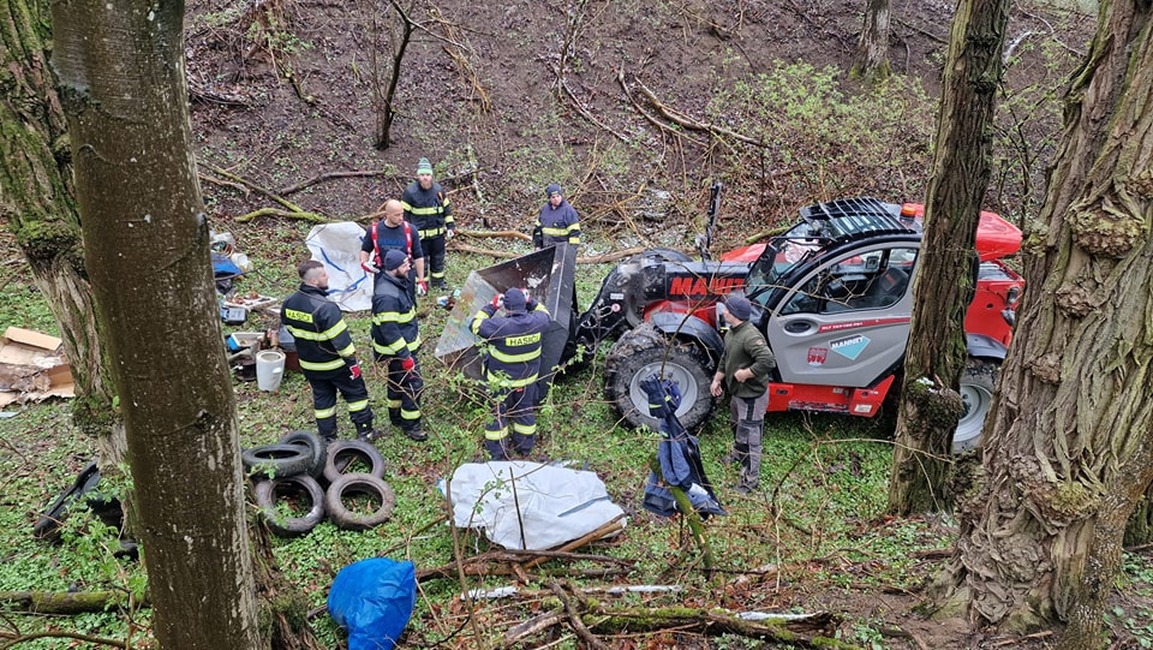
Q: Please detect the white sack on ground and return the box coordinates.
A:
[445,461,627,550]
[305,222,373,312]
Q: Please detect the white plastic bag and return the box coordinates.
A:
[304,222,373,312]
[445,461,626,550]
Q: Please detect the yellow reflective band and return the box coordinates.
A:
[511,422,537,435]
[430,270,446,279]
[504,333,541,347]
[409,206,442,216]
[490,348,541,363]
[400,408,421,420]
[347,399,369,412]
[301,358,347,372]
[419,228,446,238]
[374,309,417,324]
[486,372,538,388]
[484,428,509,441]
[315,407,336,418]
[289,319,348,342]
[471,311,490,335]
[284,308,314,324]
[388,398,402,408]
[373,339,406,354]
[408,336,422,351]
[336,342,355,357]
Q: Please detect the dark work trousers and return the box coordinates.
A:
[385,356,424,434]
[423,235,447,287]
[730,391,769,490]
[484,384,538,460]
[306,367,374,441]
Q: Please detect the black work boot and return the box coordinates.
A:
[403,427,427,442]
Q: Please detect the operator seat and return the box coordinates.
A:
[863,266,909,308]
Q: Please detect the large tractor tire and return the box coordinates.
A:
[954,358,999,453]
[604,322,714,431]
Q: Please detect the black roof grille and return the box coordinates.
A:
[799,197,917,242]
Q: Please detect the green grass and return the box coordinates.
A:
[4,236,1150,647]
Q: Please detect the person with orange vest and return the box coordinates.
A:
[360,199,427,299]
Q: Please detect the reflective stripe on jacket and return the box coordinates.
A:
[470,303,551,388]
[281,284,356,373]
[534,200,581,246]
[401,181,454,239]
[371,273,421,358]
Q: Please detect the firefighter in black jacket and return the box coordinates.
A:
[370,249,427,441]
[402,157,454,290]
[470,288,551,460]
[281,260,376,442]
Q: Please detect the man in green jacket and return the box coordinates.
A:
[710,294,776,494]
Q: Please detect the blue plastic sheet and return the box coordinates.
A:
[327,558,416,650]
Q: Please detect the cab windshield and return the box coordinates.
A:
[746,221,831,301]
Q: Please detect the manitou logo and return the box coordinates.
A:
[667,276,745,297]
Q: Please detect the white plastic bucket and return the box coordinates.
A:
[255,350,286,392]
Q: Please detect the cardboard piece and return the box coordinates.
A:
[0,327,75,408]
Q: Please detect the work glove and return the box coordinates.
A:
[361,261,378,274]
[348,361,362,380]
[400,356,416,372]
[416,279,429,296]
[490,294,504,309]
[445,229,455,240]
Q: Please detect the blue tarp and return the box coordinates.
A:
[327,558,416,650]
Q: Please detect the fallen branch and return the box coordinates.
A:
[617,68,709,148]
[454,230,533,242]
[0,629,134,649]
[548,580,610,650]
[277,170,390,196]
[587,605,841,646]
[235,207,328,224]
[202,164,312,215]
[448,242,653,265]
[502,608,565,646]
[0,590,139,614]
[633,78,765,148]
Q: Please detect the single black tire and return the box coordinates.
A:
[954,359,999,453]
[253,475,326,537]
[322,439,387,485]
[604,322,715,431]
[276,430,327,478]
[241,443,315,479]
[324,473,396,531]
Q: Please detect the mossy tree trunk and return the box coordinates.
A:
[928,2,1153,646]
[851,0,892,82]
[887,0,1009,515]
[50,0,261,647]
[0,0,127,470]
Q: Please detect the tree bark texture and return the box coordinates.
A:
[887,0,1009,514]
[932,1,1153,645]
[852,0,892,81]
[50,1,261,648]
[0,0,127,469]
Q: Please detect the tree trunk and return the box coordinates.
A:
[887,0,1009,514]
[0,0,127,471]
[50,0,261,647]
[928,2,1153,645]
[852,0,892,81]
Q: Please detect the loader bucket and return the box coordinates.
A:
[434,245,578,396]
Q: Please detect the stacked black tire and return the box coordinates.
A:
[243,431,396,537]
